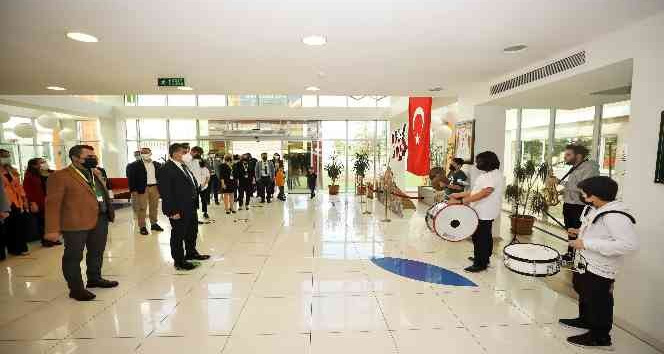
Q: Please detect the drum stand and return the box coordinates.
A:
[380,188,391,222]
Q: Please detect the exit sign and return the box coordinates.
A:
[157,77,185,87]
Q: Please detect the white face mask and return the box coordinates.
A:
[182,153,193,163]
[141,153,152,161]
[40,162,49,171]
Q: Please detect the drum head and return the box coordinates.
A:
[503,243,559,262]
[433,204,478,241]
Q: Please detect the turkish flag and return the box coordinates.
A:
[407,97,432,176]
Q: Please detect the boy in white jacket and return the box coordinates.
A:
[559,176,638,350]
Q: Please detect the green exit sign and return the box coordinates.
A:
[157,77,185,87]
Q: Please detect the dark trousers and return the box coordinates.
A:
[209,176,220,203]
[238,184,252,206]
[277,186,285,200]
[5,208,29,255]
[258,177,273,201]
[62,214,109,290]
[200,188,210,214]
[471,219,494,267]
[169,214,198,264]
[563,203,585,255]
[0,221,6,260]
[34,212,45,242]
[309,184,316,198]
[573,271,615,340]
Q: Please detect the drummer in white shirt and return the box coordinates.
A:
[448,151,503,273]
[559,176,638,350]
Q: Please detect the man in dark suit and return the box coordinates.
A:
[158,143,210,270]
[44,145,117,301]
[255,153,275,203]
[233,153,255,210]
[126,147,163,235]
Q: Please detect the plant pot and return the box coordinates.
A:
[356,185,366,195]
[510,215,536,235]
[328,185,340,195]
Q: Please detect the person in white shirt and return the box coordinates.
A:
[449,151,503,273]
[187,146,211,219]
[559,176,638,350]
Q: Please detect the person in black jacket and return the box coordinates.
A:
[233,153,255,210]
[158,143,210,270]
[306,167,317,199]
[126,147,164,235]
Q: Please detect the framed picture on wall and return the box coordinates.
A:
[454,120,475,163]
[655,111,664,184]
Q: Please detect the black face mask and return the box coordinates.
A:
[579,192,593,206]
[82,157,98,169]
[448,164,456,172]
[476,161,488,172]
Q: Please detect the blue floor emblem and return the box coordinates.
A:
[371,257,477,287]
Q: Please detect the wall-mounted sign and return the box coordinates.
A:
[157,77,185,87]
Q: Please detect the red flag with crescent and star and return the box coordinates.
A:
[407,97,432,176]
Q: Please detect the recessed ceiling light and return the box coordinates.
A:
[177,86,193,91]
[306,86,320,92]
[302,35,327,46]
[428,87,443,92]
[46,86,67,91]
[503,44,528,53]
[66,32,99,43]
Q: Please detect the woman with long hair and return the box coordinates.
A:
[24,158,60,247]
[218,154,237,214]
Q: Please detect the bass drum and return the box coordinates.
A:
[425,202,479,242]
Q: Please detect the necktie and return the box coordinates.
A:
[182,164,196,186]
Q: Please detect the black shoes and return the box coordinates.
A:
[69,288,96,301]
[87,278,119,288]
[151,223,164,232]
[42,240,61,247]
[567,332,613,350]
[467,256,490,265]
[260,199,265,203]
[231,210,237,214]
[175,261,197,270]
[140,227,149,235]
[559,317,591,330]
[185,253,211,261]
[203,213,210,219]
[464,264,487,273]
[226,211,231,215]
[245,206,250,210]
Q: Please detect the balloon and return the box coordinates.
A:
[37,114,59,129]
[0,111,9,124]
[14,123,36,138]
[59,128,76,140]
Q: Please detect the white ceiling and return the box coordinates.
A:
[1,0,662,96]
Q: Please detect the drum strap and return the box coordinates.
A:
[591,210,636,224]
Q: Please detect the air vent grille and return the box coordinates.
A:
[490,51,586,96]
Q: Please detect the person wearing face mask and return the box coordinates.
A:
[271,153,281,199]
[186,146,211,219]
[233,153,255,210]
[555,144,600,263]
[559,176,638,350]
[23,158,60,247]
[126,147,164,236]
[158,143,210,271]
[255,153,275,203]
[44,145,117,301]
[449,151,503,273]
[207,150,222,206]
[444,158,468,199]
[0,149,30,257]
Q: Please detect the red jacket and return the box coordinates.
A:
[23,170,46,212]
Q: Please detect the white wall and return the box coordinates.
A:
[456,11,664,349]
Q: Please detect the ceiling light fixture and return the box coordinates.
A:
[302,35,327,46]
[306,86,320,92]
[46,86,67,91]
[177,86,194,91]
[503,44,528,53]
[66,32,99,43]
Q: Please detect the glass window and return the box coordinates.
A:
[322,140,347,192]
[288,95,302,108]
[319,96,347,107]
[139,119,167,140]
[197,95,227,107]
[348,141,374,186]
[503,109,519,184]
[127,141,138,163]
[228,95,258,106]
[602,100,630,119]
[321,121,347,140]
[601,101,630,198]
[348,121,375,140]
[259,95,288,106]
[302,95,318,107]
[124,94,137,106]
[77,120,100,142]
[137,95,167,106]
[169,119,197,140]
[347,96,376,107]
[167,95,196,106]
[552,106,595,167]
[376,96,391,108]
[198,120,209,137]
[125,119,138,140]
[140,140,169,163]
[521,109,550,165]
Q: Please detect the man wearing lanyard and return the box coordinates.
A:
[255,153,275,203]
[44,145,117,301]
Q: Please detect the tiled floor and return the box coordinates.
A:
[0,195,659,353]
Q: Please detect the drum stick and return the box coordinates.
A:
[542,209,566,229]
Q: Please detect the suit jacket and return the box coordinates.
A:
[126,160,162,193]
[233,161,255,185]
[157,160,199,219]
[255,160,275,180]
[45,166,115,233]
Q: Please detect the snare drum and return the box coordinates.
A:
[425,202,479,242]
[503,243,561,277]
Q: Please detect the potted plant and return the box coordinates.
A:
[324,154,344,195]
[504,160,549,235]
[353,151,370,195]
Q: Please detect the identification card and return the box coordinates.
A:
[97,195,104,202]
[230,176,234,180]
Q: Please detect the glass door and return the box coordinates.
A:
[284,141,319,194]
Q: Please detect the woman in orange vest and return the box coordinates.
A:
[275,162,286,201]
[0,149,29,256]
